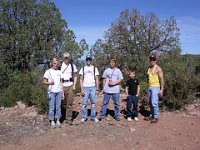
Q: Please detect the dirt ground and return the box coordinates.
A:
[0,96,200,150]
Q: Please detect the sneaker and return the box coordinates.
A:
[91,118,99,123]
[81,118,85,123]
[50,120,56,129]
[134,117,139,122]
[56,120,61,128]
[115,117,121,121]
[144,116,152,121]
[127,117,132,122]
[151,118,158,123]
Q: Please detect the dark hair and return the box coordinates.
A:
[109,57,117,63]
[129,70,136,74]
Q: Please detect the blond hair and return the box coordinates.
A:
[50,57,58,67]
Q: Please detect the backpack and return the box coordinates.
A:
[82,65,96,81]
[62,62,74,82]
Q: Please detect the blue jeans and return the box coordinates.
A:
[148,87,160,118]
[48,92,62,120]
[100,93,120,119]
[82,86,96,120]
[127,95,138,118]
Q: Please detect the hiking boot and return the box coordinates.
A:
[91,118,99,123]
[115,117,121,121]
[144,116,152,121]
[151,118,158,123]
[56,120,61,128]
[50,120,56,129]
[134,117,139,122]
[127,117,132,122]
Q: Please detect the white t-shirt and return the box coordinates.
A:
[60,62,77,87]
[79,65,99,87]
[44,69,62,93]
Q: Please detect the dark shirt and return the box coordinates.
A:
[126,78,139,96]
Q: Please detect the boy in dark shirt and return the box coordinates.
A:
[125,70,140,122]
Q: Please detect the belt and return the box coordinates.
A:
[63,80,70,82]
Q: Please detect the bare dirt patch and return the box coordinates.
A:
[0,97,200,150]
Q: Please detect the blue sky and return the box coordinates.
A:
[53,0,200,54]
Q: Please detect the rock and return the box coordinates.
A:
[62,133,67,136]
[106,118,110,121]
[16,101,26,109]
[25,111,37,117]
[129,127,136,132]
[0,106,5,111]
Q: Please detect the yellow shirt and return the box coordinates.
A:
[147,65,160,87]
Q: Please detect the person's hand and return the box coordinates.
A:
[159,90,163,97]
[96,89,99,96]
[109,80,114,86]
[73,85,76,91]
[81,90,85,96]
[50,80,54,85]
[62,94,65,100]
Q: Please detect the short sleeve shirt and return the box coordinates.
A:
[79,65,99,87]
[103,67,123,93]
[61,62,77,87]
[43,69,62,93]
[126,78,139,96]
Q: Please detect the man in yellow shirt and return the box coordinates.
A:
[145,54,164,123]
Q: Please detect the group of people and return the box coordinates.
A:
[43,52,164,128]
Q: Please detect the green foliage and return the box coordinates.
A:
[91,9,198,110]
[0,69,48,112]
[0,0,66,71]
[158,49,196,110]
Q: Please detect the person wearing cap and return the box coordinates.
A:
[79,55,99,123]
[99,57,123,121]
[145,54,164,123]
[60,52,78,125]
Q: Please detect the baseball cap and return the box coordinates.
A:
[86,55,92,61]
[149,54,157,61]
[63,52,70,58]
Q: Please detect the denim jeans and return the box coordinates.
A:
[148,87,160,118]
[127,95,138,118]
[100,92,120,119]
[48,92,62,120]
[82,86,96,120]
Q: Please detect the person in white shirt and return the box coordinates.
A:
[60,52,77,125]
[79,55,99,123]
[43,58,64,128]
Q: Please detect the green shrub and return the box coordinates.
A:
[0,68,48,113]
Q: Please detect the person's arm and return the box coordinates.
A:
[60,79,64,100]
[157,67,164,96]
[125,86,129,96]
[73,72,77,90]
[80,75,84,95]
[43,78,54,85]
[136,85,140,97]
[103,78,106,89]
[95,75,99,91]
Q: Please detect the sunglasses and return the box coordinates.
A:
[149,59,156,61]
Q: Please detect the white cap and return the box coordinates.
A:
[63,52,70,58]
